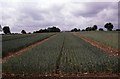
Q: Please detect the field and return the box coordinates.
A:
[76,31,119,50]
[2,33,55,57]
[2,32,120,79]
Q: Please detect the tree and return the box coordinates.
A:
[48,26,60,32]
[28,32,31,34]
[78,29,80,31]
[99,28,104,31]
[86,27,92,31]
[116,29,120,31]
[3,26,11,34]
[71,28,77,32]
[33,26,61,33]
[92,25,98,31]
[21,30,26,34]
[71,28,80,32]
[82,29,85,31]
[104,23,114,31]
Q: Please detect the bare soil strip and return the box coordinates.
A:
[2,76,118,79]
[2,34,57,63]
[2,73,119,79]
[73,33,119,57]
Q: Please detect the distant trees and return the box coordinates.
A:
[85,27,92,31]
[21,30,27,34]
[92,25,98,31]
[116,29,120,31]
[34,26,61,33]
[47,27,61,32]
[99,28,104,31]
[104,23,114,31]
[28,32,31,34]
[85,25,98,31]
[82,29,85,31]
[71,28,80,32]
[1,22,118,34]
[3,26,11,34]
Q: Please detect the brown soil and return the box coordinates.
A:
[1,34,56,63]
[2,73,119,79]
[2,77,119,79]
[73,33,119,57]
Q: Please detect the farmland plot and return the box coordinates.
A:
[2,34,34,42]
[3,32,119,76]
[3,33,64,74]
[77,31,119,50]
[59,33,119,74]
[2,33,55,57]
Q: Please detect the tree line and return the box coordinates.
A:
[0,22,120,34]
[0,25,61,34]
[71,22,120,32]
[33,26,60,33]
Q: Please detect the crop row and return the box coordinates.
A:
[3,33,64,74]
[3,32,119,75]
[2,34,35,42]
[2,33,55,57]
[59,33,119,73]
[77,31,119,50]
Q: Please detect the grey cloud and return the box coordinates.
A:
[18,3,44,21]
[1,1,118,32]
[21,9,44,20]
[2,14,11,20]
[17,2,64,25]
[72,2,115,17]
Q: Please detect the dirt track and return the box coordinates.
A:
[2,77,119,79]
[2,72,119,79]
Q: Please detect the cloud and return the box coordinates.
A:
[0,0,118,33]
[71,2,111,17]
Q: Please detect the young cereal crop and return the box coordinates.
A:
[2,34,34,42]
[59,33,119,74]
[3,33,64,74]
[2,33,55,57]
[78,31,119,50]
[3,32,119,76]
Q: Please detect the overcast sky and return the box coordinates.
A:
[0,0,119,33]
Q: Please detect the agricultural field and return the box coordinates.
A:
[2,32,119,78]
[2,33,55,57]
[76,31,119,50]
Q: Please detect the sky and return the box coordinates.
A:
[0,0,119,33]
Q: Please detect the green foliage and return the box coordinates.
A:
[79,31,119,50]
[104,23,114,31]
[2,34,34,41]
[2,33,55,57]
[3,33,119,75]
[3,33,64,74]
[59,33,118,73]
[3,26,11,34]
[21,30,27,34]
